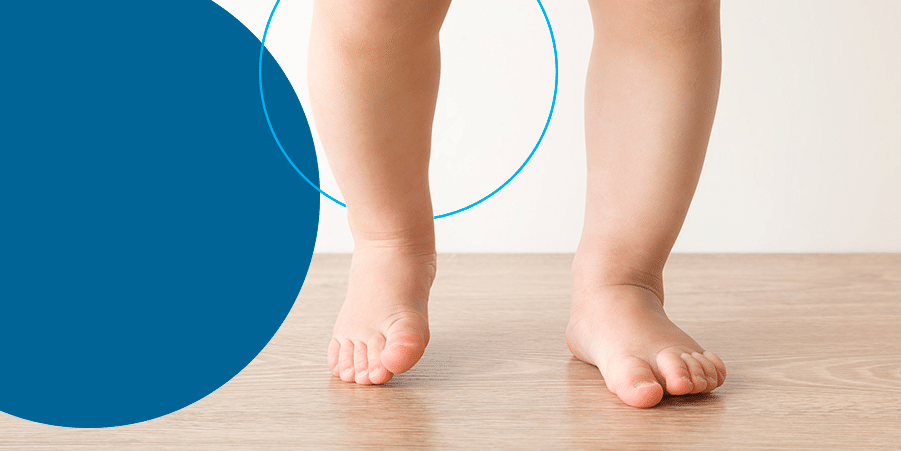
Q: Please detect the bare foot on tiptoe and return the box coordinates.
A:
[328,239,435,385]
[566,268,726,408]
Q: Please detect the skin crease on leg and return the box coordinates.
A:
[310,0,727,408]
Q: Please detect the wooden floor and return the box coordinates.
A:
[3,254,901,450]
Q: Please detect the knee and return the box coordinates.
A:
[645,0,719,26]
[591,0,719,36]
[313,0,449,54]
[621,0,718,18]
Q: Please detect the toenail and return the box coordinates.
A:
[635,380,658,389]
[681,376,693,385]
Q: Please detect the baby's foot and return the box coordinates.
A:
[567,281,726,408]
[328,241,435,385]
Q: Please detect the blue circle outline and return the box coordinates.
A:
[259,0,558,219]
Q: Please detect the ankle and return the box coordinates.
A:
[347,207,435,252]
[352,228,435,257]
[571,250,665,305]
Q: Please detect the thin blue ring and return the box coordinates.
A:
[259,0,558,219]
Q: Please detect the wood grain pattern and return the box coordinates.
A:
[2,254,900,450]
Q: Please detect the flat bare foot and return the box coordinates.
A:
[328,241,435,385]
[567,281,726,408]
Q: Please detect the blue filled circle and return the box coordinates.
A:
[261,0,559,219]
[0,1,319,428]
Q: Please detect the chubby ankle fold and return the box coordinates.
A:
[571,247,666,306]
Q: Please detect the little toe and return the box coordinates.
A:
[354,341,372,385]
[656,351,694,395]
[703,350,727,386]
[681,353,708,394]
[692,352,719,392]
[367,336,393,385]
[338,340,356,382]
[328,339,340,377]
[606,356,665,408]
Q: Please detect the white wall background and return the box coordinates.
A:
[214,0,901,253]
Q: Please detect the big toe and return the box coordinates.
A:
[381,318,429,375]
[604,355,665,408]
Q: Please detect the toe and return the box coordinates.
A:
[338,340,356,382]
[605,355,664,408]
[354,341,372,385]
[382,341,425,375]
[367,335,393,385]
[681,353,708,394]
[703,350,727,387]
[381,317,428,375]
[692,352,719,392]
[328,339,340,377]
[656,351,694,395]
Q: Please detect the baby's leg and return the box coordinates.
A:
[567,0,726,407]
[308,0,452,385]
